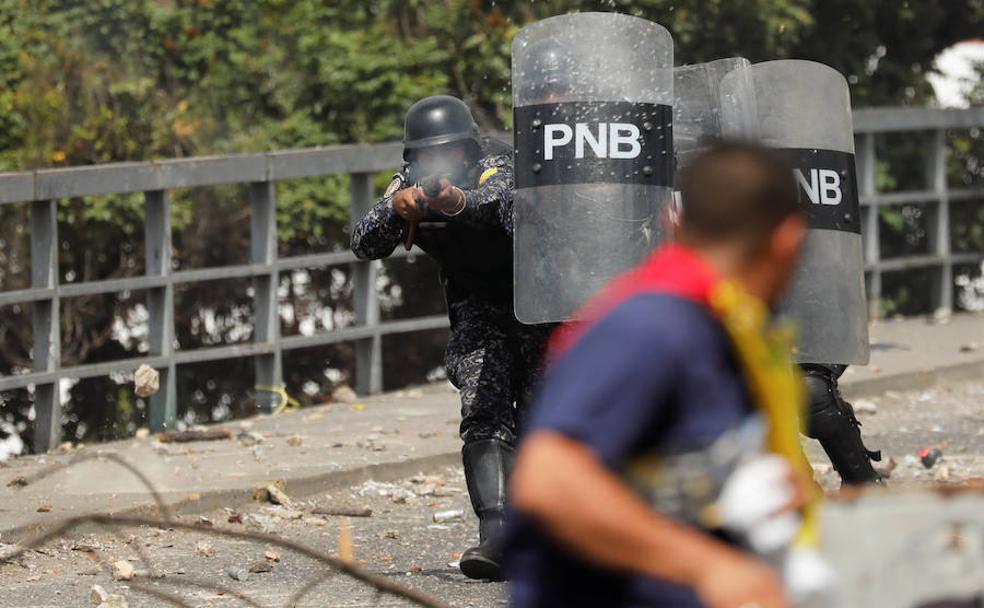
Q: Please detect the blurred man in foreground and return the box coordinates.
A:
[506,143,822,608]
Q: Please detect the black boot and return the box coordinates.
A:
[459,439,514,581]
[802,364,883,485]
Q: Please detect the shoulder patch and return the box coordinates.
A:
[383,176,402,198]
[478,167,499,186]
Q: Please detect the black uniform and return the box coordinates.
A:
[350,139,553,445]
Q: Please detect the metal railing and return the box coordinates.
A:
[0,143,451,452]
[854,107,984,315]
[0,107,982,452]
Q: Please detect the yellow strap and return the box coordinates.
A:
[478,167,499,185]
[708,281,822,547]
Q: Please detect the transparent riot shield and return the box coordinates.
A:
[674,57,758,170]
[748,60,869,365]
[512,13,674,324]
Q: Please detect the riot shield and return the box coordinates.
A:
[674,58,757,170]
[747,60,869,365]
[512,13,674,324]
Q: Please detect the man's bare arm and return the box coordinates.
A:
[511,431,790,608]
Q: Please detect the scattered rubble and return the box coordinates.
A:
[134,428,150,440]
[286,434,303,447]
[331,384,358,403]
[7,475,27,488]
[874,457,898,479]
[266,485,293,508]
[249,561,273,574]
[919,447,943,468]
[226,566,250,582]
[195,541,215,557]
[36,503,52,513]
[264,550,280,562]
[111,560,135,581]
[433,509,464,524]
[90,584,109,605]
[238,431,265,447]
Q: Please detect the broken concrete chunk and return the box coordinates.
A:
[248,561,273,574]
[102,595,128,608]
[266,484,293,508]
[331,384,358,403]
[134,364,160,398]
[195,541,214,557]
[111,560,135,581]
[90,584,109,605]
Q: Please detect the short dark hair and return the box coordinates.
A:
[678,141,802,252]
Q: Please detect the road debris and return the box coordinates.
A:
[7,475,27,488]
[266,485,293,508]
[301,515,328,527]
[198,515,213,527]
[36,503,52,513]
[432,509,464,524]
[249,561,273,574]
[339,520,354,564]
[919,447,943,468]
[226,566,250,582]
[157,428,232,443]
[111,560,135,581]
[286,433,303,447]
[133,428,150,440]
[331,384,358,403]
[227,513,243,524]
[238,430,265,447]
[874,457,898,479]
[134,364,160,398]
[265,550,280,562]
[378,529,400,540]
[101,596,128,608]
[960,342,979,353]
[195,541,215,557]
[90,584,109,605]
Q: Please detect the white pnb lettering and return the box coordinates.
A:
[544,124,573,160]
[609,123,642,159]
[575,123,606,159]
[543,122,643,160]
[794,168,842,205]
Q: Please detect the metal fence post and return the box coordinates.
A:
[924,129,952,312]
[250,181,282,413]
[858,133,881,318]
[145,190,176,432]
[30,199,60,452]
[350,172,382,395]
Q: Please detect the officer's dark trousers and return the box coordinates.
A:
[445,295,553,446]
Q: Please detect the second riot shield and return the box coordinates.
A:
[674,57,758,170]
[747,60,869,365]
[512,13,674,324]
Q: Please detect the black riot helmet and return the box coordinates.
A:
[403,95,481,162]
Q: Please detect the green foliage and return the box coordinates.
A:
[0,0,982,446]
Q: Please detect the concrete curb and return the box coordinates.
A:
[3,451,461,544]
[843,358,984,398]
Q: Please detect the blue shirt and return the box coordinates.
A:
[505,292,756,608]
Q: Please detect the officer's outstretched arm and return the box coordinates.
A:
[448,157,516,235]
[350,176,408,260]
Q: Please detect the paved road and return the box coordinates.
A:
[3,377,984,607]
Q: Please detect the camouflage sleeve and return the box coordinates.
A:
[350,172,408,260]
[450,154,516,236]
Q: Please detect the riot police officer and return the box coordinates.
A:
[351,95,552,580]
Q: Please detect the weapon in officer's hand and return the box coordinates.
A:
[404,175,445,250]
